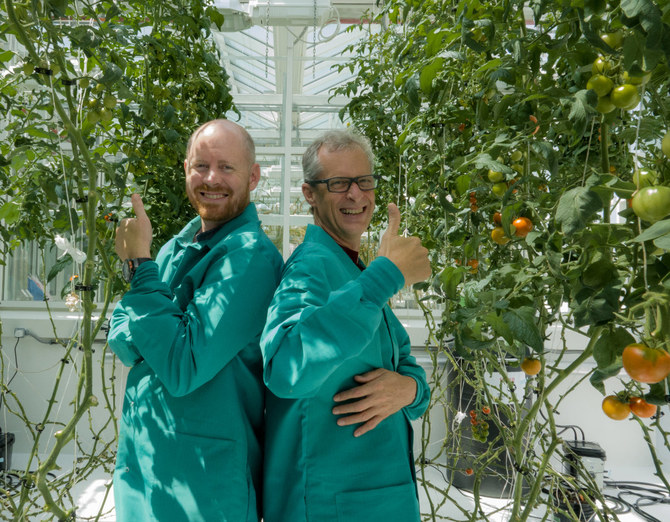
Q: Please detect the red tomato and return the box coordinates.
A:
[622,344,670,384]
[629,397,657,418]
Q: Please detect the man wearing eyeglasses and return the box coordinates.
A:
[261,130,432,521]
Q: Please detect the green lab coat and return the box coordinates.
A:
[261,224,430,522]
[108,203,282,522]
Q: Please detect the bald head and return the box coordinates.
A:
[186,119,256,168]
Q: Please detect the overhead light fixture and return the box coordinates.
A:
[213,0,253,32]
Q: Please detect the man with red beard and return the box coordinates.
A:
[108,119,283,521]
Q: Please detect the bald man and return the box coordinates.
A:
[108,120,283,521]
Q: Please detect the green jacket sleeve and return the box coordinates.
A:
[262,255,405,399]
[389,313,431,420]
[114,247,278,397]
[107,301,143,367]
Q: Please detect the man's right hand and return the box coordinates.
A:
[115,194,153,260]
[377,203,431,286]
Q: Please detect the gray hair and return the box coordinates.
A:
[186,119,256,166]
[302,129,374,182]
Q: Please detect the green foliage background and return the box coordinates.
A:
[336,0,670,518]
[0,0,234,518]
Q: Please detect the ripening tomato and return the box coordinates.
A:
[622,343,670,384]
[521,357,541,376]
[631,186,670,223]
[491,227,510,245]
[602,395,630,420]
[629,397,657,418]
[465,468,474,476]
[512,217,533,237]
[493,212,502,225]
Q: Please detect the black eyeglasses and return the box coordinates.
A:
[308,174,379,193]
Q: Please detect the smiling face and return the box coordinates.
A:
[302,145,375,250]
[184,122,260,232]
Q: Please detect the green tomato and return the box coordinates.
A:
[510,150,523,162]
[22,63,35,75]
[596,95,615,114]
[633,169,658,189]
[488,169,504,183]
[601,31,623,49]
[587,74,614,97]
[592,56,611,75]
[631,186,670,222]
[100,108,113,121]
[103,94,117,109]
[662,131,670,158]
[78,77,90,89]
[623,70,651,86]
[491,182,507,197]
[610,84,640,110]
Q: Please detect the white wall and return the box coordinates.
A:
[0,306,126,470]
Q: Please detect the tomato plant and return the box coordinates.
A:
[629,397,658,418]
[631,186,670,223]
[602,396,631,420]
[622,344,670,384]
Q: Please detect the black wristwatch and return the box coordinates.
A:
[122,258,152,283]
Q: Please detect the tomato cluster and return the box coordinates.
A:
[469,409,489,442]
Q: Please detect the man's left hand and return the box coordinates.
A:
[332,368,417,437]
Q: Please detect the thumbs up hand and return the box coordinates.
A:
[377,203,431,286]
[115,194,153,260]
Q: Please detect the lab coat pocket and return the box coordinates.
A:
[335,482,420,522]
[166,433,252,522]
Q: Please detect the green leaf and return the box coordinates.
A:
[47,255,72,283]
[419,57,444,94]
[502,307,543,352]
[644,383,667,406]
[438,266,465,300]
[569,89,597,123]
[654,235,670,251]
[592,327,634,369]
[455,174,470,196]
[589,364,622,394]
[555,186,602,235]
[206,6,225,30]
[100,63,122,85]
[572,286,621,327]
[0,201,21,224]
[486,311,514,345]
[0,50,15,63]
[631,219,670,242]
